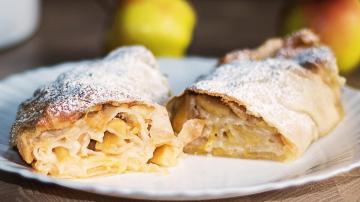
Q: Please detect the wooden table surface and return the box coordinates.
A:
[1,0,360,201]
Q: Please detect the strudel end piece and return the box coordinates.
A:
[167,30,345,161]
[11,46,186,178]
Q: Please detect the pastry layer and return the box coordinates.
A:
[169,93,295,161]
[17,103,179,178]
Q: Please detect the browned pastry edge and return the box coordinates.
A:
[219,29,343,93]
[219,29,320,65]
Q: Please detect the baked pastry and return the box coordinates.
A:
[11,46,187,178]
[167,29,345,161]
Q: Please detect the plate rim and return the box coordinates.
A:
[1,152,360,200]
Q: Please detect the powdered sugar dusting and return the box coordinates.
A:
[190,58,303,103]
[12,46,170,139]
[192,44,338,95]
[276,46,338,71]
[188,42,344,154]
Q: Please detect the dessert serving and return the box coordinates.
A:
[10,46,187,178]
[167,30,345,161]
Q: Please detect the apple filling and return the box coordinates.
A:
[22,103,178,178]
[170,94,295,161]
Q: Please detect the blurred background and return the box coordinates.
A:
[0,0,359,87]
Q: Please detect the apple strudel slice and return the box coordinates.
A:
[167,29,345,161]
[11,46,186,178]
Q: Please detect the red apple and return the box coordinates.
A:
[283,0,360,74]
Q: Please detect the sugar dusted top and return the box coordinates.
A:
[188,29,345,155]
[11,46,170,142]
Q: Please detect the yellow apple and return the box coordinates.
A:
[107,0,196,57]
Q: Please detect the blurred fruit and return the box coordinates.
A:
[107,0,196,57]
[282,0,360,74]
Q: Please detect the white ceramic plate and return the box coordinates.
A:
[0,58,360,201]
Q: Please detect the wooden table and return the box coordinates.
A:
[1,0,360,201]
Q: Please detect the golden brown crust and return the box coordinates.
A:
[219,38,284,64]
[219,29,320,64]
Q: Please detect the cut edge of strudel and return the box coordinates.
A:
[167,29,345,161]
[10,46,192,178]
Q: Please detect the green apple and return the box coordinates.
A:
[282,0,360,74]
[107,0,196,57]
